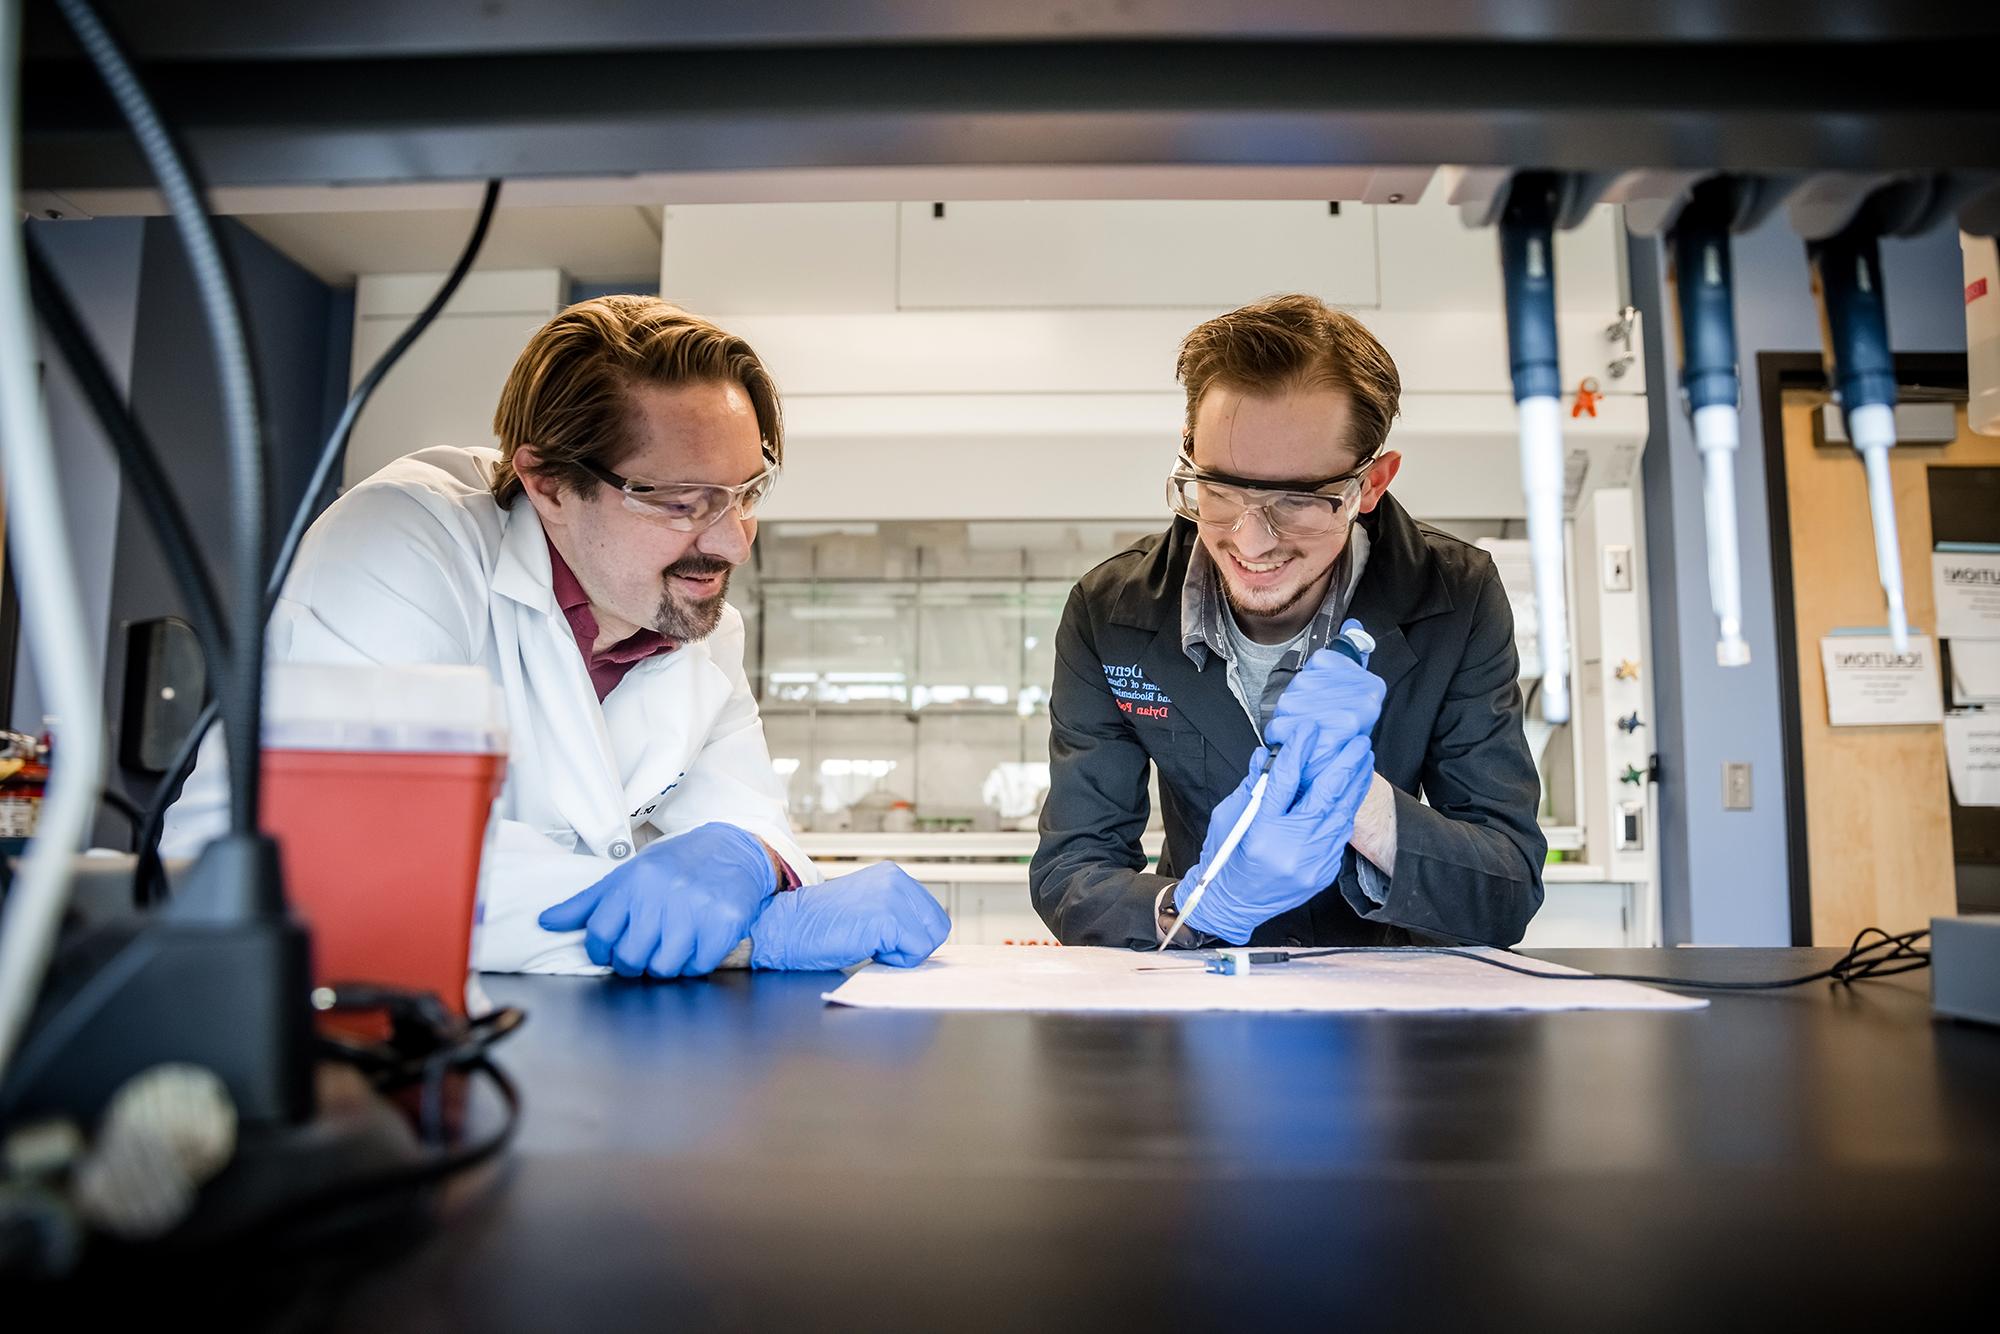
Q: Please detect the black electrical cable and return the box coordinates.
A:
[278,986,525,1224]
[1272,926,1932,992]
[131,698,216,906]
[128,180,502,906]
[267,179,502,603]
[25,243,233,700]
[163,1052,522,1252]
[94,788,144,851]
[278,1053,521,1216]
[55,0,267,838]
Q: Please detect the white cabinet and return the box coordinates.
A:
[662,200,1380,317]
[894,200,1380,309]
[1518,882,1637,948]
[1375,198,1626,315]
[344,270,565,488]
[948,883,1062,948]
[661,203,900,315]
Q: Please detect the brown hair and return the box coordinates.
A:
[489,295,783,508]
[1175,293,1402,459]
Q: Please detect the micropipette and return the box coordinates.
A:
[1159,620,1375,951]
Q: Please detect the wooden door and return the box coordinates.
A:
[1779,390,2000,943]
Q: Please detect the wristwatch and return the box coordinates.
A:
[1154,882,1182,946]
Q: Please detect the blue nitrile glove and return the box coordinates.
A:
[538,822,775,978]
[748,862,952,971]
[1177,728,1377,944]
[1265,627,1386,754]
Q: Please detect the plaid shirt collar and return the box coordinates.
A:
[1180,524,1371,672]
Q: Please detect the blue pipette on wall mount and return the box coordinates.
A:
[1670,180,1753,668]
[1498,172,1573,725]
[1812,219,1909,653]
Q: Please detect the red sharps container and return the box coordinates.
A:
[259,663,508,1015]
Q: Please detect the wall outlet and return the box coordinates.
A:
[1602,543,1634,592]
[1723,762,1753,810]
[1616,800,1645,850]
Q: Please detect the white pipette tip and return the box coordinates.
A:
[1886,598,1911,655]
[1850,416,1909,662]
[1158,761,1273,951]
[1716,634,1752,668]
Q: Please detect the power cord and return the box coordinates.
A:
[311,984,524,1146]
[95,789,144,852]
[265,983,527,1228]
[1268,926,1933,992]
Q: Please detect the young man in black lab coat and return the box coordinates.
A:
[1031,295,1546,950]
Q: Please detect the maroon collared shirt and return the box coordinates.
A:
[546,537,679,702]
[544,538,799,891]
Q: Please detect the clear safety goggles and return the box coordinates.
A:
[1165,450,1376,539]
[581,454,779,531]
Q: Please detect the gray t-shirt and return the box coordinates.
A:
[1222,612,1308,734]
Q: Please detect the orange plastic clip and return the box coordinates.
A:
[1571,377,1601,418]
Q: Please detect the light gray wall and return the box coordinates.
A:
[11,219,144,737]
[1634,213,1968,945]
[100,219,344,824]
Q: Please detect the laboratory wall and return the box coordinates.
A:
[1632,216,1969,946]
[10,219,145,741]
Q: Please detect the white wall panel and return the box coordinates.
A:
[660,203,899,314]
[345,269,564,487]
[1377,199,1627,314]
[895,200,1379,309]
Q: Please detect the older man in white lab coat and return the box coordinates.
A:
[166,296,948,977]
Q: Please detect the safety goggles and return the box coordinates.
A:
[1165,450,1377,539]
[580,454,780,531]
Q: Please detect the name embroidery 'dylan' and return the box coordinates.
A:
[1102,663,1172,720]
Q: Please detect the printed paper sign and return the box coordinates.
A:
[1952,639,2000,707]
[1933,549,2000,640]
[1944,713,2000,807]
[1820,633,1944,727]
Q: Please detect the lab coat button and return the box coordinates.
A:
[609,840,632,860]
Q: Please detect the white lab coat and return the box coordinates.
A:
[163,446,818,974]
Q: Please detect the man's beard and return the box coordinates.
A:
[1217,548,1336,624]
[1220,569,1322,624]
[653,554,734,641]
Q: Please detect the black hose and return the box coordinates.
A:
[133,696,218,905]
[133,180,503,905]
[56,0,268,838]
[25,240,233,699]
[266,180,502,605]
[97,786,145,850]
